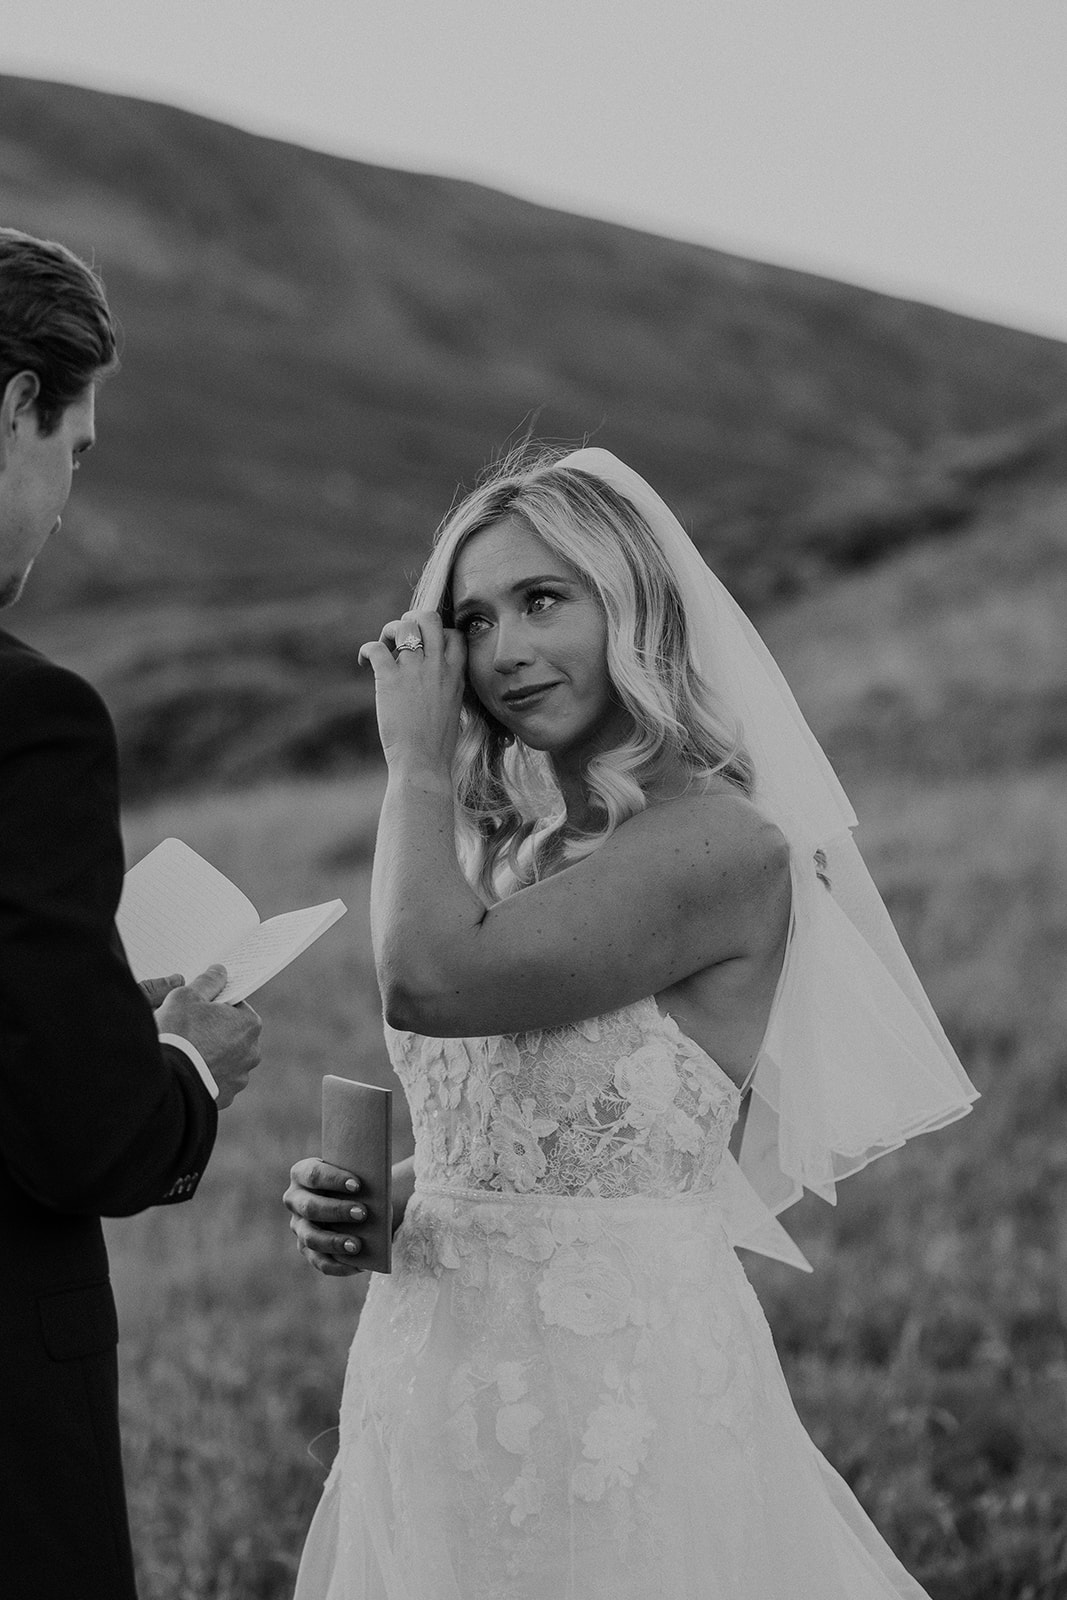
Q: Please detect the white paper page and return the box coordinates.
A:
[214,900,347,1002]
[118,838,260,982]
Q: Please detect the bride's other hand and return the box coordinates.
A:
[284,1157,368,1277]
[357,609,466,774]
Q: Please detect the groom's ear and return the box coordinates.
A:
[0,372,41,468]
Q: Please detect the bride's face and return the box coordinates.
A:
[450,515,630,763]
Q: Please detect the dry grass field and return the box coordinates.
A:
[111,762,1067,1600]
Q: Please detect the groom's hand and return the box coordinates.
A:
[284,1158,368,1276]
[139,973,184,1009]
[155,964,262,1110]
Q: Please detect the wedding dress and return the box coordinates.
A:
[293,990,934,1600]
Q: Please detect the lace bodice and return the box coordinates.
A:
[385,998,740,1201]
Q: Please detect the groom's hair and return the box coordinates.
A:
[0,229,117,435]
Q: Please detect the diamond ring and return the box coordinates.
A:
[395,636,424,653]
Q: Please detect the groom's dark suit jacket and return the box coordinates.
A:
[0,629,218,1599]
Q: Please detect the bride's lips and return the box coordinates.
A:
[500,682,559,712]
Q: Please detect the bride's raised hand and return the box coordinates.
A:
[358,609,466,777]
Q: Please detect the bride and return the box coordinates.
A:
[285,447,977,1599]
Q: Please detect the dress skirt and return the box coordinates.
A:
[294,1183,930,1600]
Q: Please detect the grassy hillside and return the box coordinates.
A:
[4,74,1066,796]
[761,471,1067,782]
[3,71,1067,625]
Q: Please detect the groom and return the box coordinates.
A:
[0,229,262,1599]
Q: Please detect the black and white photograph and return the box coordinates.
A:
[2,4,1065,1597]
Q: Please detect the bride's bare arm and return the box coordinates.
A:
[375,778,787,1039]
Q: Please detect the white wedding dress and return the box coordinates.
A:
[294,995,933,1600]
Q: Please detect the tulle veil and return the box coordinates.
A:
[558,449,978,1270]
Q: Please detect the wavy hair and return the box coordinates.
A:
[412,447,753,901]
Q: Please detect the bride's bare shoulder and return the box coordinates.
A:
[615,781,790,926]
[632,780,787,867]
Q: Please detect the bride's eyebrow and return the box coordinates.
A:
[453,574,575,612]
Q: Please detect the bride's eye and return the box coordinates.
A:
[457,613,489,638]
[527,589,561,615]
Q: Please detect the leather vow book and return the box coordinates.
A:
[321,1076,393,1273]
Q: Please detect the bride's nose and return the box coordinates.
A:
[491,615,536,675]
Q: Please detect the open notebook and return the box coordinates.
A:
[117,837,346,1003]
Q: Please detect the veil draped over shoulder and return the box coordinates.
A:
[558,448,978,1271]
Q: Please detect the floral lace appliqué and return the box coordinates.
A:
[386,997,738,1203]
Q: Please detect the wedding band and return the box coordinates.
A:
[395,636,423,653]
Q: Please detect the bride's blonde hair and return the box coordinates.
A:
[412,447,753,900]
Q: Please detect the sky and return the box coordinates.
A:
[4,0,1066,341]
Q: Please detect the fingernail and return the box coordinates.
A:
[343,1239,359,1254]
[350,1207,365,1221]
[345,1179,360,1192]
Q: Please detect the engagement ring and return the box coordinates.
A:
[395,636,424,653]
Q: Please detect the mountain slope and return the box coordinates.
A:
[2,74,1066,796]
[3,72,1066,620]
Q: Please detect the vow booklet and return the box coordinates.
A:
[321,1076,393,1274]
[117,837,346,1004]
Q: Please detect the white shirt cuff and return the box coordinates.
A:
[159,1033,219,1101]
